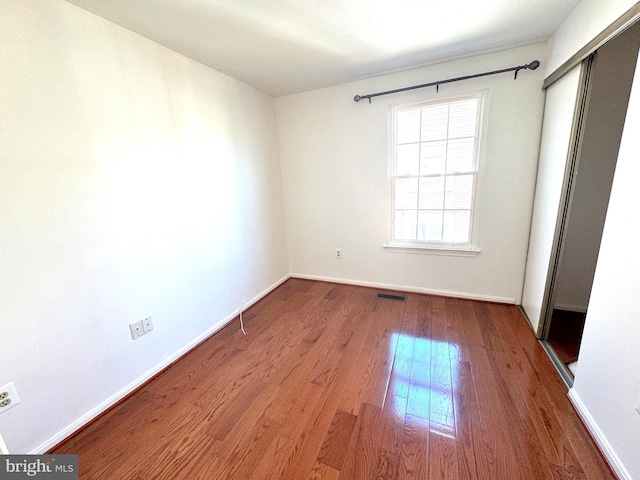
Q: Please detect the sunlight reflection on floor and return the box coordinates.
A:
[389,333,460,438]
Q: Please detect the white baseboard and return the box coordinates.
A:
[290,273,516,304]
[30,274,291,455]
[568,388,631,480]
[554,303,588,313]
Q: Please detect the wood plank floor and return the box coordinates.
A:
[51,279,614,479]
[548,309,587,365]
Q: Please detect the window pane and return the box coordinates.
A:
[444,175,473,209]
[395,210,418,240]
[443,210,470,243]
[391,94,482,246]
[448,98,478,138]
[446,137,475,173]
[420,141,446,175]
[395,178,418,209]
[396,144,419,176]
[418,177,444,209]
[421,104,448,141]
[417,211,443,242]
[397,108,420,144]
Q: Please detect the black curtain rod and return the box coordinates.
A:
[353,60,540,103]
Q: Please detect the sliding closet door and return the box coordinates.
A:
[521,65,583,336]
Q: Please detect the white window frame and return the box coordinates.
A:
[384,91,487,257]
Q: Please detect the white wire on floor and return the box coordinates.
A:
[239,300,247,336]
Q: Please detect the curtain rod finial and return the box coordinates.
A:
[354,95,362,102]
[527,60,540,70]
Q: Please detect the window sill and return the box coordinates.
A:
[383,243,481,257]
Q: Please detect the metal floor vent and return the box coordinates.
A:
[376,293,406,301]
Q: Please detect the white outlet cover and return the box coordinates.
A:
[0,382,21,416]
[142,316,153,334]
[129,320,144,340]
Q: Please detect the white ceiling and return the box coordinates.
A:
[64,0,581,97]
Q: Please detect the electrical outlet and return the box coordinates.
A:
[129,320,144,340]
[336,248,343,259]
[0,382,21,415]
[142,316,153,334]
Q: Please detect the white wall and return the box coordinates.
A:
[0,0,289,453]
[546,0,639,76]
[554,25,639,312]
[275,44,547,303]
[570,47,640,480]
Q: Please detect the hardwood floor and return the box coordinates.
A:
[548,309,587,365]
[51,279,613,479]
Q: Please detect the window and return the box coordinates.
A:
[387,93,484,253]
